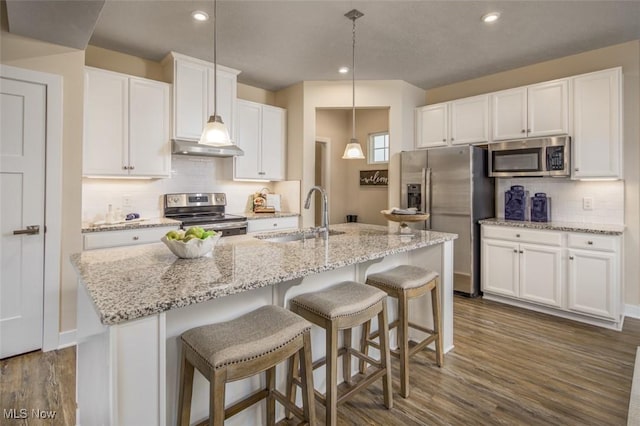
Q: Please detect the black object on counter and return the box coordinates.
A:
[531,193,551,222]
[346,215,358,223]
[505,185,529,221]
[125,213,140,221]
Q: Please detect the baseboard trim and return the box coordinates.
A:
[625,305,640,319]
[58,329,77,349]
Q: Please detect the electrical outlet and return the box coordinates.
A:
[583,197,593,210]
[122,195,132,209]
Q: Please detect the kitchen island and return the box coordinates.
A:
[72,223,457,426]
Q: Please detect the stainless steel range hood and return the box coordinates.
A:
[172,139,244,157]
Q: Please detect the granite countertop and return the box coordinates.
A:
[479,218,624,235]
[70,223,457,325]
[82,217,181,233]
[240,211,300,220]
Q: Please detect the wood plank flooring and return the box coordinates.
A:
[2,296,639,425]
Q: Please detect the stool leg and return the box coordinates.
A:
[326,321,339,426]
[359,320,371,374]
[177,350,194,426]
[285,351,299,420]
[432,278,444,367]
[378,304,393,409]
[343,328,352,385]
[210,369,227,426]
[398,291,411,398]
[300,332,317,426]
[266,366,276,426]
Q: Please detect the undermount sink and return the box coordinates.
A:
[255,229,345,243]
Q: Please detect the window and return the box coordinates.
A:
[368,132,389,164]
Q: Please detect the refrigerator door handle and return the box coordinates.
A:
[424,167,432,230]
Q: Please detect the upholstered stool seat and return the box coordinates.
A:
[363,265,443,398]
[288,281,393,426]
[178,305,316,426]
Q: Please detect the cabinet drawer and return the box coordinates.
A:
[83,226,179,250]
[482,225,562,246]
[567,233,619,252]
[247,216,299,233]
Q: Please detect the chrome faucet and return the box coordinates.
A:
[304,186,329,236]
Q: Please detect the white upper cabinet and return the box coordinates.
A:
[415,94,489,148]
[571,68,622,179]
[83,67,171,178]
[234,99,286,181]
[450,95,489,145]
[492,79,568,141]
[163,52,240,143]
[415,103,448,148]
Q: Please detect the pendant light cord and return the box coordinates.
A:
[213,0,218,117]
[351,15,356,140]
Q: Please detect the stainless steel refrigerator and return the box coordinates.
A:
[400,146,494,296]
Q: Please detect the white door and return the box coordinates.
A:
[209,67,237,142]
[527,79,568,137]
[518,243,563,308]
[450,95,489,145]
[1,77,46,358]
[261,105,285,180]
[481,239,519,297]
[234,100,262,180]
[567,249,617,319]
[491,88,527,141]
[416,103,448,148]
[174,59,209,141]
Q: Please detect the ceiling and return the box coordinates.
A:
[6,1,640,92]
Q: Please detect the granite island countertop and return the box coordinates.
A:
[70,223,457,325]
[82,217,181,233]
[240,211,300,220]
[479,218,624,235]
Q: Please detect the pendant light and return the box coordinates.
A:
[199,0,231,146]
[342,9,365,160]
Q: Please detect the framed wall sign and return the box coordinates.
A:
[359,170,388,186]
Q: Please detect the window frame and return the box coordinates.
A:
[367,131,389,165]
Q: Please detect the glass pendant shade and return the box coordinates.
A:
[342,138,365,159]
[199,114,231,146]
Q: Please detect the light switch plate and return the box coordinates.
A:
[583,197,593,210]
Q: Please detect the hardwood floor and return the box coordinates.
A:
[1,296,638,425]
[0,347,75,425]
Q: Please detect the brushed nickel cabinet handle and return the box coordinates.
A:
[521,129,526,133]
[575,168,580,172]
[519,250,524,254]
[587,241,593,245]
[129,166,135,170]
[132,236,139,241]
[442,138,446,142]
[123,166,128,170]
[451,138,455,141]
[13,225,40,235]
[569,256,574,260]
[516,234,521,238]
[513,249,518,253]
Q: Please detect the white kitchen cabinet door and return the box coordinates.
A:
[481,239,519,297]
[572,68,622,179]
[491,88,527,141]
[174,59,209,141]
[527,79,569,137]
[450,95,489,145]
[415,103,448,148]
[234,100,262,180]
[567,249,617,319]
[208,67,237,142]
[129,78,171,177]
[518,243,563,308]
[247,216,299,233]
[83,68,129,176]
[260,105,286,180]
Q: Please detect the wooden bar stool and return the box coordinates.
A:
[288,281,393,426]
[177,305,316,426]
[362,265,443,398]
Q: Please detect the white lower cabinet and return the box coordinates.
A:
[481,225,622,329]
[247,216,299,233]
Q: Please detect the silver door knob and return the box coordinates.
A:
[13,225,40,235]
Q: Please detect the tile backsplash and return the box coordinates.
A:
[496,178,624,225]
[82,156,300,223]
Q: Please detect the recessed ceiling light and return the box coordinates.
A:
[339,66,349,74]
[192,11,209,22]
[481,12,500,23]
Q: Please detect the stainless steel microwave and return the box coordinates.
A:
[488,136,571,177]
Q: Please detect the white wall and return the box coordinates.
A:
[496,179,624,224]
[82,156,300,223]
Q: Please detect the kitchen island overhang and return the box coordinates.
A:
[72,223,457,426]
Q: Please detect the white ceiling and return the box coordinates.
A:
[6,1,640,91]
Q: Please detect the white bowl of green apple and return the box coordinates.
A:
[161,227,221,259]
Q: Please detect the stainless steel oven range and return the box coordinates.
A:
[164,193,247,237]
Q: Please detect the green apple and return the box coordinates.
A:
[183,234,198,242]
[184,226,204,239]
[200,230,214,239]
[165,230,181,240]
